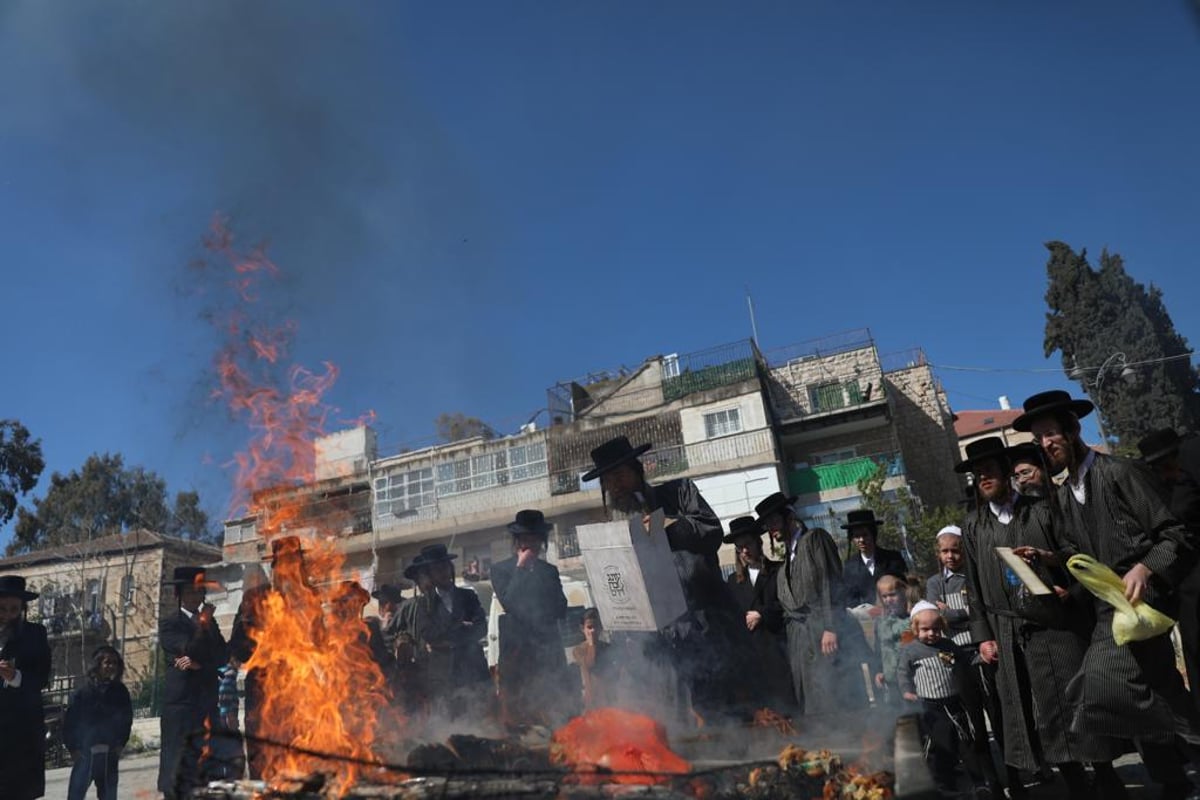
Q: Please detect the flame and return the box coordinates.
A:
[550,708,691,786]
[204,215,391,793]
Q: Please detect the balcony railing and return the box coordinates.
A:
[661,341,758,402]
[787,452,905,496]
[550,427,776,495]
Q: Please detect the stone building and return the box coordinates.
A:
[0,530,221,696]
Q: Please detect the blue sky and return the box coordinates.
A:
[3,2,1199,546]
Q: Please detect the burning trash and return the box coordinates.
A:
[550,708,692,785]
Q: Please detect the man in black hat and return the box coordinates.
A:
[841,509,907,608]
[723,515,794,713]
[956,436,1110,798]
[0,574,51,800]
[1139,428,1200,716]
[1015,390,1200,799]
[583,435,744,717]
[754,492,868,714]
[158,565,228,799]
[490,509,570,726]
[406,543,491,721]
[1009,442,1051,499]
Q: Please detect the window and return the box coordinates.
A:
[812,447,857,465]
[703,408,742,438]
[435,442,548,496]
[120,574,135,606]
[374,467,436,516]
[844,381,863,405]
[85,579,102,616]
[809,382,847,411]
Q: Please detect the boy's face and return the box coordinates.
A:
[97,652,120,681]
[914,610,943,645]
[879,586,906,616]
[937,536,962,572]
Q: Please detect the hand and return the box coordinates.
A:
[1052,585,1069,600]
[661,516,678,528]
[935,601,948,611]
[516,547,536,569]
[903,692,919,702]
[820,630,838,656]
[874,673,885,688]
[174,656,200,671]
[978,640,999,664]
[641,514,654,534]
[745,610,762,631]
[0,660,14,682]
[1123,563,1153,603]
[1012,546,1058,566]
[199,602,216,622]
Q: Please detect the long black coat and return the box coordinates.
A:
[410,585,490,718]
[777,529,870,714]
[843,546,907,607]
[963,496,1113,769]
[726,559,794,710]
[1162,437,1200,714]
[0,620,51,800]
[158,608,228,797]
[491,555,569,721]
[1052,453,1200,746]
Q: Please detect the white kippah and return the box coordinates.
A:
[910,600,941,616]
[937,525,962,538]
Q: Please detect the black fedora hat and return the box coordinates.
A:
[753,492,798,522]
[1006,441,1043,465]
[403,543,457,580]
[507,509,553,538]
[0,575,38,601]
[1012,390,1094,433]
[722,515,764,544]
[581,436,653,482]
[954,437,1009,474]
[841,509,880,531]
[162,566,208,587]
[1137,428,1182,465]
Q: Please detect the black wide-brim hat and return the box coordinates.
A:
[1006,441,1043,465]
[162,565,210,588]
[753,492,798,522]
[841,508,880,531]
[722,515,764,544]
[1137,428,1182,465]
[0,574,38,601]
[371,582,411,602]
[507,509,553,538]
[581,436,653,482]
[954,436,1009,474]
[404,543,457,580]
[1012,390,1094,432]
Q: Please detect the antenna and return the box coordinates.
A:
[746,286,760,347]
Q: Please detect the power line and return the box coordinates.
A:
[930,351,1194,375]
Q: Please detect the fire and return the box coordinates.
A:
[204,215,390,793]
[550,708,691,786]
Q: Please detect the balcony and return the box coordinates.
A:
[787,451,905,497]
[660,341,758,402]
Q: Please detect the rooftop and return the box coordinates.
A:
[953,409,1022,439]
[0,529,221,570]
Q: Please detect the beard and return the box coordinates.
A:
[1016,483,1046,499]
[606,487,644,515]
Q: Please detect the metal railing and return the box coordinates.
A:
[787,451,905,496]
[760,328,874,367]
[660,340,758,402]
[880,347,928,373]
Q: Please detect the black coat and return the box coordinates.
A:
[158,608,227,796]
[491,555,569,721]
[0,620,51,800]
[726,559,794,710]
[410,585,491,696]
[64,679,133,752]
[842,546,907,607]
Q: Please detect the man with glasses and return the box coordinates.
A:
[1013,390,1200,800]
[1008,442,1050,499]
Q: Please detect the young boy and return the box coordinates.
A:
[899,602,1001,797]
[925,526,971,646]
[572,607,614,710]
[872,574,910,704]
[64,646,133,800]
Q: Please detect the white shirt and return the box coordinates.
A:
[436,587,454,615]
[180,606,196,621]
[861,553,876,576]
[1069,449,1096,505]
[748,566,761,586]
[989,494,1017,525]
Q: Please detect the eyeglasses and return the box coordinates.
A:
[1012,468,1038,481]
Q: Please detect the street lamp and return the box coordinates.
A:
[1067,352,1138,445]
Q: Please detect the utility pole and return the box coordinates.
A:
[746,287,760,348]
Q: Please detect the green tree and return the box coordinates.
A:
[1043,242,1200,448]
[9,453,217,554]
[434,412,495,443]
[856,462,963,576]
[0,420,45,527]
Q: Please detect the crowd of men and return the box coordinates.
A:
[11,387,1198,799]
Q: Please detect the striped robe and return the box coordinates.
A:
[776,528,870,714]
[1051,453,1200,746]
[963,496,1115,768]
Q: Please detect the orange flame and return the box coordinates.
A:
[550,708,691,786]
[205,215,391,793]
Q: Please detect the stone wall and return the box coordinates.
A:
[766,345,884,419]
[883,365,965,509]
